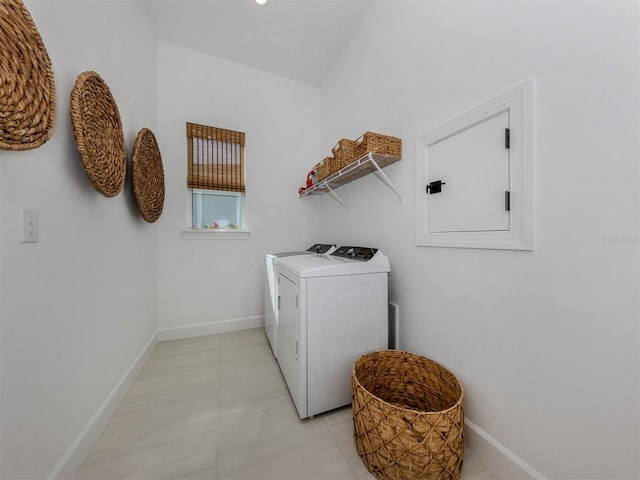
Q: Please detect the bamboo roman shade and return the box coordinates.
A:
[187,122,246,192]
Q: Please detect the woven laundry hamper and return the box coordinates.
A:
[352,350,464,480]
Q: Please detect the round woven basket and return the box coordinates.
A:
[131,128,164,223]
[0,0,56,150]
[352,350,464,480]
[69,71,126,197]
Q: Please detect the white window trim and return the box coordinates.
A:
[415,79,534,250]
[181,229,250,240]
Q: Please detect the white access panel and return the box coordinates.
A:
[264,256,278,355]
[264,245,336,358]
[427,110,510,233]
[276,272,307,418]
[264,251,308,357]
[306,273,388,417]
[416,79,533,250]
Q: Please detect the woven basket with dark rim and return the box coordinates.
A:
[321,155,340,176]
[331,138,357,169]
[70,71,126,197]
[352,350,464,480]
[132,128,164,223]
[0,0,56,150]
[315,156,334,181]
[353,132,402,161]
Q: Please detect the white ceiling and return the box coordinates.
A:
[145,0,373,86]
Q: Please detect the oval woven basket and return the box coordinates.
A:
[131,128,165,223]
[0,0,56,150]
[69,71,126,197]
[352,350,465,480]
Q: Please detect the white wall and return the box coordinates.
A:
[318,1,639,478]
[0,2,158,478]
[2,2,637,479]
[155,42,321,337]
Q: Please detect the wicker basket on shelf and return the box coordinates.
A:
[352,350,464,480]
[315,157,332,182]
[331,138,357,169]
[326,156,341,176]
[353,132,402,160]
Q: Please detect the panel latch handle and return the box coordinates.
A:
[426,180,446,194]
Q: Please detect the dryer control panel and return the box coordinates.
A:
[306,243,335,254]
[331,246,378,261]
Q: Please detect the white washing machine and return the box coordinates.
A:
[276,246,390,419]
[264,244,335,357]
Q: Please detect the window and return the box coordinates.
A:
[192,189,242,229]
[187,122,246,230]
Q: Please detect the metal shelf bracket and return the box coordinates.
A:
[299,152,402,210]
[367,153,402,202]
[325,184,348,211]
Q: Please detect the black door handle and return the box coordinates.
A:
[426,180,446,194]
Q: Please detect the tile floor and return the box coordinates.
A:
[77,328,498,479]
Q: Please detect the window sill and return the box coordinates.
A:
[181,229,250,240]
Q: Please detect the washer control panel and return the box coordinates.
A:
[331,246,378,261]
[306,243,335,254]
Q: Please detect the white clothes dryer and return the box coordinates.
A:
[264,244,335,357]
[276,246,390,419]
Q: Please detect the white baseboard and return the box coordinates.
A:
[47,317,262,478]
[465,419,547,480]
[47,331,158,480]
[157,315,264,342]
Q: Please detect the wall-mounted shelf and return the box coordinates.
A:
[300,152,401,210]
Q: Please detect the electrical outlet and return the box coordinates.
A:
[20,208,39,243]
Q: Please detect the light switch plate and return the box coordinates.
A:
[20,208,39,243]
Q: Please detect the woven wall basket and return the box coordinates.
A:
[69,71,126,197]
[0,0,56,150]
[132,128,165,223]
[352,350,465,480]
